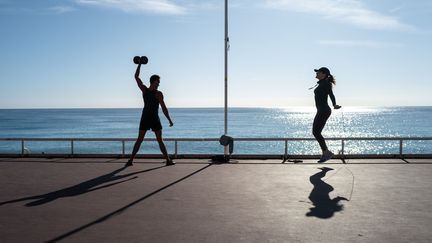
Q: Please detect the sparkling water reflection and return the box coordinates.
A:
[0,107,431,155]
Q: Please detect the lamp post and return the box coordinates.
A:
[224,0,229,155]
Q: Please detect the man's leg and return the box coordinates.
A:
[154,130,174,165]
[127,130,146,165]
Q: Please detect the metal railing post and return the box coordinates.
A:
[21,139,24,156]
[122,140,125,156]
[399,139,403,157]
[341,139,345,155]
[284,140,288,159]
[71,140,74,156]
[175,140,178,157]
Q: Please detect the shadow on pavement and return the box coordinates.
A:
[0,165,165,207]
[306,167,348,219]
[47,164,212,243]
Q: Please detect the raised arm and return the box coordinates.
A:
[135,63,147,92]
[156,92,174,127]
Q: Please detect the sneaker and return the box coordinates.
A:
[318,150,334,163]
[125,160,133,167]
[166,160,176,166]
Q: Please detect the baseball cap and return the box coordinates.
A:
[314,67,331,75]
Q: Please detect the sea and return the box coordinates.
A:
[0,107,431,155]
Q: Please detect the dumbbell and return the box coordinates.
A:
[133,56,148,65]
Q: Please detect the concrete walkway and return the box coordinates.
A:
[0,158,431,242]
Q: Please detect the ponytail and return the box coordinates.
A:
[327,74,336,86]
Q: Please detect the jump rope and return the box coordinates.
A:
[322,109,355,201]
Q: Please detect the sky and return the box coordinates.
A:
[0,0,431,108]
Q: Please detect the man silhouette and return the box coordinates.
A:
[126,62,174,166]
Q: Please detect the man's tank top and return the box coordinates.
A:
[143,87,159,118]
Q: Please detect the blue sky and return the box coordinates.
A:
[0,0,431,108]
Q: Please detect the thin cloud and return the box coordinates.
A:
[49,6,76,14]
[75,0,187,15]
[265,0,414,31]
[317,40,404,48]
[0,3,75,14]
[389,5,404,14]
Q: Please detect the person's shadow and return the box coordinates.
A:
[306,167,348,219]
[0,165,165,207]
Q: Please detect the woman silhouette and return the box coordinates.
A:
[312,67,341,162]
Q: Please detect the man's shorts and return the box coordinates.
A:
[139,114,162,131]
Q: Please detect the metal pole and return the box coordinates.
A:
[224,0,228,136]
[224,0,229,155]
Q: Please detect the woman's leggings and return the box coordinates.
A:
[313,108,331,151]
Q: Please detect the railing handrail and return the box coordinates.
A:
[1,137,431,157]
[1,137,432,141]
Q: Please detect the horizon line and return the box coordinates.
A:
[0,105,431,110]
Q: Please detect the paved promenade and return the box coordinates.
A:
[1,157,431,242]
